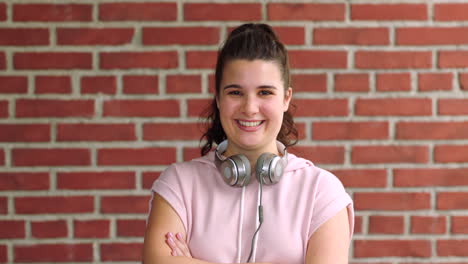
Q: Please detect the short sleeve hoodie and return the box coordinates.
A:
[151,151,354,264]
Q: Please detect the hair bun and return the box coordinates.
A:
[229,23,280,42]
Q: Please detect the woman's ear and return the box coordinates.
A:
[283,87,293,112]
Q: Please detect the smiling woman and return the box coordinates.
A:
[143,23,354,264]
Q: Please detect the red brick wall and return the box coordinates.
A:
[1,1,468,263]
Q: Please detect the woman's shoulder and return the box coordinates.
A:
[286,153,345,188]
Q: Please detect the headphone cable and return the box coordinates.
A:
[246,178,264,263]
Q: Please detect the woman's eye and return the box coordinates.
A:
[259,90,273,95]
[227,90,241,95]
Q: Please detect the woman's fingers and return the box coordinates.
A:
[174,233,192,257]
[165,232,191,257]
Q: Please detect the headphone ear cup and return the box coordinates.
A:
[220,154,251,187]
[256,153,283,185]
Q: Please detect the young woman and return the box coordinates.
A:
[143,23,354,264]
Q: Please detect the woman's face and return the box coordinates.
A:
[217,59,292,155]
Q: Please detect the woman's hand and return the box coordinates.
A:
[165,232,192,258]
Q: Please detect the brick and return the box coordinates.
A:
[355,51,431,69]
[369,215,404,234]
[334,73,369,92]
[0,150,3,166]
[183,147,201,161]
[142,172,161,189]
[35,76,71,94]
[0,3,5,21]
[101,196,149,214]
[0,28,49,45]
[16,99,94,118]
[354,216,363,234]
[435,3,468,21]
[437,192,468,210]
[0,53,5,70]
[418,73,452,91]
[57,28,134,45]
[143,27,219,45]
[354,192,430,210]
[289,146,344,164]
[272,27,305,45]
[437,240,468,256]
[411,216,446,234]
[351,4,427,21]
[459,73,468,90]
[354,240,431,257]
[13,4,92,22]
[435,145,468,163]
[100,243,142,261]
[80,76,116,94]
[439,99,468,115]
[331,169,387,188]
[397,27,468,45]
[0,172,49,190]
[100,51,178,69]
[187,99,212,117]
[0,124,50,142]
[57,123,135,142]
[15,196,94,214]
[352,145,428,164]
[98,148,176,166]
[0,76,28,93]
[295,99,348,117]
[0,246,5,262]
[123,75,158,94]
[0,220,25,238]
[355,98,432,116]
[291,74,326,92]
[0,197,6,214]
[99,3,176,21]
[14,52,92,70]
[74,220,110,238]
[58,171,134,190]
[314,27,389,45]
[117,219,146,237]
[376,73,411,92]
[143,123,202,140]
[0,101,7,118]
[452,216,468,234]
[268,3,344,21]
[397,121,468,140]
[31,220,67,238]
[103,99,179,117]
[394,168,468,187]
[64,171,134,190]
[439,51,468,68]
[166,75,201,94]
[15,244,93,262]
[186,51,217,69]
[184,3,261,21]
[289,50,347,69]
[313,121,388,140]
[12,148,90,166]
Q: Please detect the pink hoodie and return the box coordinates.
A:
[152,151,354,264]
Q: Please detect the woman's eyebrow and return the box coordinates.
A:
[223,84,242,89]
[258,85,277,89]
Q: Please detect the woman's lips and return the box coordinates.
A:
[236,120,264,131]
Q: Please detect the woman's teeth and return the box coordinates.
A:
[238,120,262,127]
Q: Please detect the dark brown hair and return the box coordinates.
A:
[200,23,298,155]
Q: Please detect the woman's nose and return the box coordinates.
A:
[241,96,259,115]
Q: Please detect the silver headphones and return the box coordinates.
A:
[214,140,288,187]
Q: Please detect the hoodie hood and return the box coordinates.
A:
[192,150,314,173]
